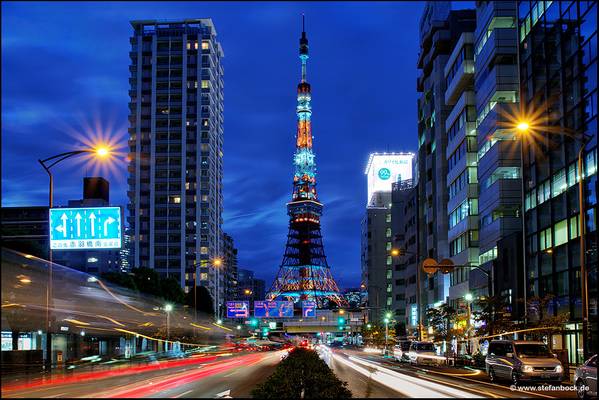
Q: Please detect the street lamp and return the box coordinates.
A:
[38,145,111,371]
[212,258,223,320]
[165,303,173,347]
[517,121,530,327]
[384,312,392,356]
[464,293,473,355]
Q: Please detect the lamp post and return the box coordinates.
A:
[165,303,173,348]
[384,313,392,356]
[212,258,223,320]
[38,146,110,371]
[516,122,530,328]
[464,293,473,355]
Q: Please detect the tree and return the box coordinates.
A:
[426,303,457,343]
[361,323,396,348]
[131,267,162,297]
[101,271,137,291]
[186,286,214,316]
[160,276,185,305]
[522,294,569,349]
[473,295,514,337]
[252,348,351,398]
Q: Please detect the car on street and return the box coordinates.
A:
[393,340,412,363]
[408,341,440,366]
[574,354,597,399]
[485,340,564,385]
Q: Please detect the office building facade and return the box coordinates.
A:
[417,1,476,311]
[518,0,597,363]
[127,19,225,311]
[474,2,524,316]
[390,179,419,337]
[362,153,415,323]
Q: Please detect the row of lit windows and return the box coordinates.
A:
[186,40,210,50]
[475,16,516,57]
[538,215,580,252]
[445,44,474,88]
[482,166,520,189]
[519,1,552,42]
[479,246,497,265]
[449,198,478,229]
[448,167,478,200]
[525,150,598,211]
[447,106,477,143]
[449,229,479,257]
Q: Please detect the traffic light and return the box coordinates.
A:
[250,318,258,327]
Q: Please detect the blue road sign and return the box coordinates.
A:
[226,301,249,318]
[302,301,317,318]
[49,207,122,250]
[254,301,294,318]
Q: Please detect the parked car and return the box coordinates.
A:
[485,340,564,385]
[393,341,412,363]
[574,354,597,400]
[408,341,439,366]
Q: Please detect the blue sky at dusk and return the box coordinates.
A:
[2,1,472,288]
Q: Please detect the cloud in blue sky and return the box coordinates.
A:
[0,1,471,288]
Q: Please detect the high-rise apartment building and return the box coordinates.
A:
[518,0,597,363]
[127,20,225,310]
[417,1,476,310]
[222,232,238,306]
[444,29,478,308]
[474,2,524,316]
[362,153,414,322]
[390,179,419,337]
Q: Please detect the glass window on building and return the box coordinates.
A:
[386,213,391,223]
[386,256,392,265]
[551,169,567,197]
[554,219,568,246]
[386,228,392,237]
[386,269,392,279]
[539,227,553,251]
[386,242,392,251]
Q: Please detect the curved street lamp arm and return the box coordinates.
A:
[40,150,94,170]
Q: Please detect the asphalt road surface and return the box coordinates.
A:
[1,351,283,398]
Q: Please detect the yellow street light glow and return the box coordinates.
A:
[213,258,223,267]
[96,147,109,157]
[517,122,530,132]
[391,249,400,256]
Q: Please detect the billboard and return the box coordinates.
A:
[226,301,250,318]
[254,301,294,318]
[365,153,414,205]
[49,207,122,250]
[302,301,317,318]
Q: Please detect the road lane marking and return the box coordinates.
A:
[172,389,193,398]
[347,355,483,398]
[405,364,558,399]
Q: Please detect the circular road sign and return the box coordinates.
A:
[421,258,438,275]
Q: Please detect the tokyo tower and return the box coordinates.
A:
[267,17,348,309]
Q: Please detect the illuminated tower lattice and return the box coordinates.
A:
[267,18,347,309]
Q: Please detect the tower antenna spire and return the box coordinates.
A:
[302,13,305,33]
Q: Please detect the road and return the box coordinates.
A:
[1,351,283,398]
[324,347,578,399]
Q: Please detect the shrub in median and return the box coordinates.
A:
[251,347,352,398]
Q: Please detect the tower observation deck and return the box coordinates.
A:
[267,17,348,309]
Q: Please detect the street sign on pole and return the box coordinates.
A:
[49,207,122,250]
[422,258,438,275]
[438,259,455,274]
